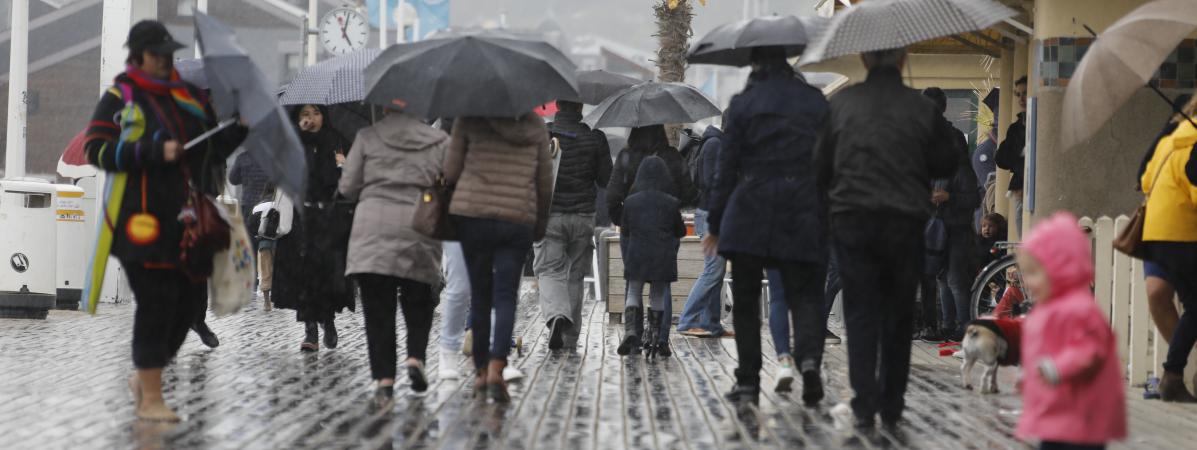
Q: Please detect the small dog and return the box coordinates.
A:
[960,318,1023,394]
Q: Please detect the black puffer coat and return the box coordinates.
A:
[549,107,613,214]
[621,156,686,282]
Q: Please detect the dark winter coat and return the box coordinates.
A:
[229,150,271,206]
[934,123,980,227]
[606,126,696,226]
[621,156,686,282]
[708,67,829,263]
[995,112,1026,192]
[548,109,613,214]
[815,66,959,221]
[695,125,724,211]
[84,69,246,266]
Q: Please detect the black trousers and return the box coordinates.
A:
[730,253,825,387]
[831,213,923,422]
[125,264,206,369]
[357,274,435,380]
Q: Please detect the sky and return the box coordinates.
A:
[448,0,822,54]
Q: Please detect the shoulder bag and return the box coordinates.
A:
[1113,148,1177,259]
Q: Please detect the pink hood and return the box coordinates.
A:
[1022,212,1094,300]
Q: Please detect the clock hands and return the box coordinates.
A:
[337,14,351,46]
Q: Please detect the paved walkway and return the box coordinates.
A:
[1,281,1195,449]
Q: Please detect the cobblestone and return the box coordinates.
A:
[1,281,1195,449]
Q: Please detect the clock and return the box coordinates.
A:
[319,7,369,55]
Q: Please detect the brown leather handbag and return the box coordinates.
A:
[412,174,455,240]
[1113,149,1176,259]
[179,166,231,281]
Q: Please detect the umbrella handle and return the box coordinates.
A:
[184,117,238,151]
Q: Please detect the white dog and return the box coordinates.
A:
[960,319,1021,394]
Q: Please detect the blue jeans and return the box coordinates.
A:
[439,241,470,354]
[678,209,725,335]
[456,216,533,370]
[766,269,789,356]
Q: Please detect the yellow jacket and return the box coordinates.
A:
[1143,120,1197,242]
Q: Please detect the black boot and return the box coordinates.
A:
[548,317,570,351]
[724,384,760,404]
[617,306,642,356]
[322,317,338,349]
[643,310,661,358]
[301,322,319,352]
[800,360,824,406]
[194,321,220,349]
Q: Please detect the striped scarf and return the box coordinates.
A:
[124,65,207,121]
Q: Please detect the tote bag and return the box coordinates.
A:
[210,203,255,317]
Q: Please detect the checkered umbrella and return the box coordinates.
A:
[279,49,382,106]
[799,0,1017,66]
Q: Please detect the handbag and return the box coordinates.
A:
[412,174,456,240]
[1113,149,1177,259]
[259,191,294,239]
[209,201,254,316]
[178,166,231,281]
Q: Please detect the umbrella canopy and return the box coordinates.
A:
[568,69,643,105]
[1061,0,1197,150]
[803,71,851,96]
[57,129,96,179]
[800,0,1017,65]
[688,15,829,67]
[364,34,579,118]
[279,49,381,106]
[195,11,306,202]
[583,82,721,129]
[175,58,207,90]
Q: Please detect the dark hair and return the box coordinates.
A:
[922,87,948,115]
[1015,76,1028,87]
[126,51,144,65]
[982,213,1008,231]
[627,125,670,153]
[556,100,583,115]
[862,48,907,69]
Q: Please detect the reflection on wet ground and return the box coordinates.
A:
[1,280,1195,449]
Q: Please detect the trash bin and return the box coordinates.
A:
[0,179,58,319]
[54,184,87,310]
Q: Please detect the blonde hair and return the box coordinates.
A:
[1174,94,1197,124]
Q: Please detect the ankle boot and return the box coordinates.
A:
[1160,371,1197,403]
[617,306,643,356]
[322,317,339,349]
[301,322,319,352]
[644,310,661,358]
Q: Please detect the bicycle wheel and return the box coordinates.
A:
[970,256,1017,319]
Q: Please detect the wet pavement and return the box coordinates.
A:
[2,281,1196,449]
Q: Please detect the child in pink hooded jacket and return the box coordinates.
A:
[1016,212,1126,450]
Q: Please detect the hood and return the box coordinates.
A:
[702,125,723,140]
[1172,120,1196,153]
[631,155,675,195]
[1022,212,1094,298]
[375,113,447,150]
[483,114,546,145]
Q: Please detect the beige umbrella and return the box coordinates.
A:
[1061,0,1197,151]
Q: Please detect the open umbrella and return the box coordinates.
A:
[583,82,721,129]
[175,58,207,89]
[803,71,851,96]
[279,49,381,106]
[569,69,643,105]
[194,11,306,202]
[688,15,829,67]
[364,34,579,118]
[800,0,1017,65]
[56,129,96,179]
[1061,0,1197,150]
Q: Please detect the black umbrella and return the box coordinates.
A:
[566,69,644,105]
[364,34,579,118]
[193,12,306,203]
[687,15,828,67]
[583,82,721,129]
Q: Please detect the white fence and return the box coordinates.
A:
[1081,216,1197,387]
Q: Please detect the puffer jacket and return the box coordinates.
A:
[621,156,686,282]
[548,109,613,214]
[445,114,554,239]
[339,113,446,286]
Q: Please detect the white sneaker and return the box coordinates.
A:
[502,366,524,382]
[438,351,462,380]
[775,355,796,392]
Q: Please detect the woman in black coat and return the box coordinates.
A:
[606,125,696,225]
[617,156,686,358]
[272,104,355,351]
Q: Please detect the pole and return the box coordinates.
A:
[194,0,207,58]
[307,0,318,65]
[413,16,420,42]
[396,0,406,43]
[380,0,388,49]
[5,0,29,179]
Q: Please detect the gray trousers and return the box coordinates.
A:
[533,213,595,347]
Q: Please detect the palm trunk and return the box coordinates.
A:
[655,0,694,147]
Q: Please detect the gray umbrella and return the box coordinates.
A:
[583,82,721,129]
[364,34,579,118]
[174,58,207,89]
[565,69,644,105]
[687,15,829,67]
[194,11,306,202]
[280,49,381,106]
[800,0,1017,65]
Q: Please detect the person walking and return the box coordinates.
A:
[1141,95,1197,402]
[815,47,958,427]
[704,47,830,405]
[84,20,246,421]
[616,156,686,358]
[339,109,447,406]
[995,76,1028,235]
[1016,212,1126,449]
[536,100,612,350]
[272,104,354,352]
[678,124,730,338]
[248,191,277,311]
[445,114,553,403]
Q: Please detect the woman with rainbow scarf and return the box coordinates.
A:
[84,21,247,422]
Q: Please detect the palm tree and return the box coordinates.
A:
[654,0,699,146]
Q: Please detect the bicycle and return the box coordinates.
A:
[969,242,1030,319]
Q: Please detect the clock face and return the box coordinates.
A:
[320,8,369,55]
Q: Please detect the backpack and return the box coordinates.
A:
[679,129,707,188]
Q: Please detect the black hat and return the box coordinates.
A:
[127,20,185,56]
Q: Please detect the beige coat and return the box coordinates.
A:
[339,113,446,286]
[444,115,553,239]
